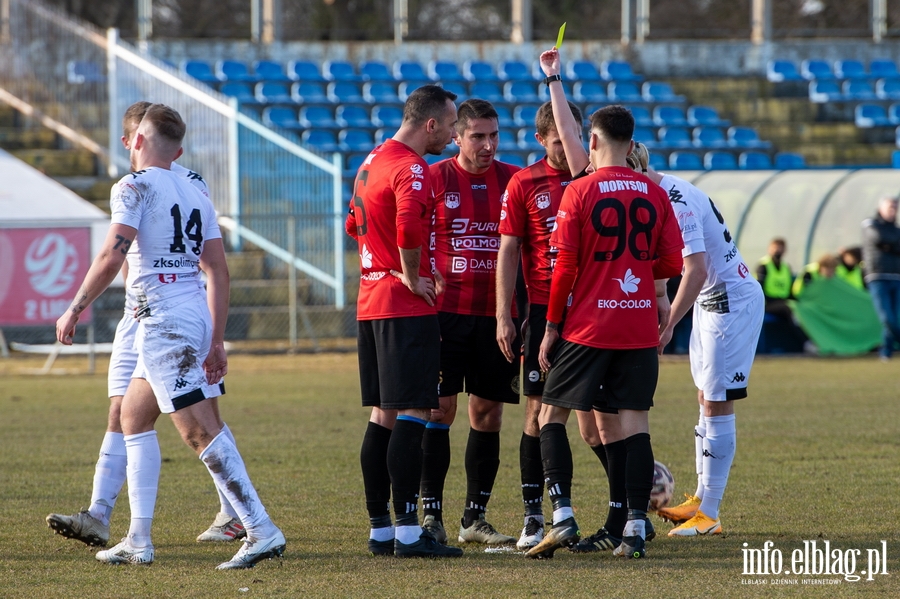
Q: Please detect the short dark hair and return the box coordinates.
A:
[589,105,634,143]
[535,100,583,138]
[402,85,458,126]
[142,104,186,144]
[123,101,152,136]
[456,98,498,134]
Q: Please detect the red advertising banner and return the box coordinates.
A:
[0,227,92,326]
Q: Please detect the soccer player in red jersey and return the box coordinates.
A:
[419,99,522,546]
[525,104,684,560]
[495,99,586,550]
[345,85,463,558]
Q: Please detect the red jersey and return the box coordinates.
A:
[345,139,436,320]
[430,157,521,316]
[498,157,572,305]
[549,166,684,349]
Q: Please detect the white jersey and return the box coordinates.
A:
[659,173,758,313]
[110,166,221,315]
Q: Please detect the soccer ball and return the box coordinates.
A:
[650,460,675,511]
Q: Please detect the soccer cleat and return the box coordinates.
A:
[197,513,247,542]
[525,517,580,559]
[570,527,622,553]
[612,534,646,559]
[95,539,154,565]
[422,515,448,545]
[458,515,516,545]
[667,510,722,537]
[216,529,286,569]
[395,531,464,558]
[516,516,544,550]
[46,510,109,547]
[656,493,701,525]
[367,538,394,556]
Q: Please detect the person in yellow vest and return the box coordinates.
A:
[792,254,838,298]
[755,238,807,352]
[836,246,865,291]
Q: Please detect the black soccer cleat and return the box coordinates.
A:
[395,531,463,558]
[368,538,395,556]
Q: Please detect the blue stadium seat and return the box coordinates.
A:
[219,82,258,105]
[566,60,601,81]
[255,82,293,104]
[262,106,303,131]
[642,82,685,103]
[360,61,394,82]
[608,81,643,102]
[687,105,730,127]
[653,106,687,127]
[517,128,544,151]
[291,82,330,104]
[464,60,500,82]
[327,81,365,104]
[254,60,290,82]
[601,60,642,82]
[842,80,876,101]
[66,61,105,84]
[632,126,657,149]
[336,105,372,128]
[727,126,771,149]
[182,60,219,84]
[498,130,519,152]
[302,129,339,153]
[363,81,401,104]
[323,60,363,82]
[496,153,526,168]
[896,126,900,148]
[876,78,900,101]
[526,151,545,165]
[692,126,727,149]
[809,80,842,103]
[504,81,540,103]
[339,128,375,153]
[573,81,608,103]
[835,59,868,81]
[344,153,368,179]
[428,60,465,82]
[893,149,900,168]
[657,126,692,149]
[394,60,429,82]
[774,152,806,169]
[801,59,835,80]
[630,106,653,128]
[375,127,395,144]
[287,60,326,82]
[766,60,803,82]
[216,59,258,83]
[499,60,533,82]
[669,151,702,170]
[371,105,403,128]
[704,151,737,170]
[739,151,772,170]
[648,152,667,171]
[298,105,340,129]
[513,105,539,128]
[854,104,891,128]
[889,103,900,125]
[469,82,504,103]
[494,106,515,128]
[871,59,900,80]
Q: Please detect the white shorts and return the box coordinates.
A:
[108,312,139,397]
[689,285,764,401]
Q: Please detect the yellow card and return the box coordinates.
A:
[556,22,567,49]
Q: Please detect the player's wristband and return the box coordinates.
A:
[542,74,562,85]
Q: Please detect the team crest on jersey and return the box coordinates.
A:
[410,163,423,175]
[444,192,460,209]
[535,192,551,210]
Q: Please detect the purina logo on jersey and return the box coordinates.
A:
[535,193,551,210]
[444,192,460,209]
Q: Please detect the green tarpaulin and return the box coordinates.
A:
[789,277,881,355]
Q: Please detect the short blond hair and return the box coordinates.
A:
[626,141,650,172]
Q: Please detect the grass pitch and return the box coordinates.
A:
[1,351,898,598]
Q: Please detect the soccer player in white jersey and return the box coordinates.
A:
[46,102,244,548]
[56,104,284,568]
[627,142,764,536]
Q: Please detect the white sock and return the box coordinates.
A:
[89,432,127,526]
[212,423,240,520]
[199,431,277,541]
[124,431,160,547]
[699,414,736,520]
[693,409,706,500]
[552,506,574,524]
[525,514,545,527]
[395,524,423,544]
[623,518,646,538]
[370,525,395,542]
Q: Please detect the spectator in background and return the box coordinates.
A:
[861,196,900,360]
[756,238,806,352]
[836,246,865,291]
[792,254,838,298]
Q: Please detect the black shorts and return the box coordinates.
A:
[522,303,549,397]
[438,312,520,404]
[543,342,658,412]
[358,315,440,410]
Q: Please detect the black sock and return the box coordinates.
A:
[623,432,654,513]
[590,443,609,475]
[463,428,500,527]
[387,417,426,527]
[520,432,544,517]
[603,439,628,537]
[420,424,450,521]
[360,421,393,529]
[539,422,572,512]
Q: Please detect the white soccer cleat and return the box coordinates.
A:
[197,513,247,542]
[95,538,155,565]
[46,510,110,547]
[516,516,545,550]
[216,529,286,570]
